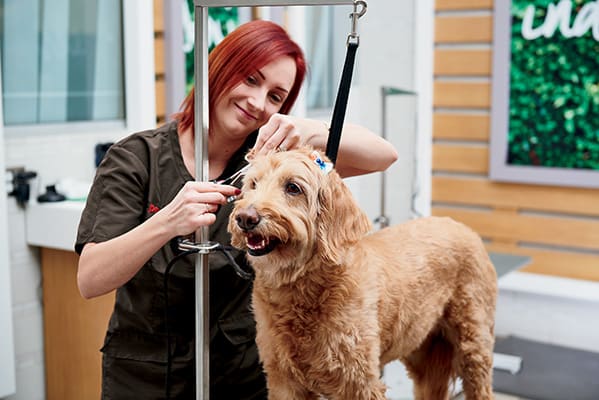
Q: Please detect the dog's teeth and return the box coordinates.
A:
[247,235,266,250]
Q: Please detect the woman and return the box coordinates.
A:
[76,20,397,399]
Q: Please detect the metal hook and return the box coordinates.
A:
[354,0,367,18]
[348,0,367,45]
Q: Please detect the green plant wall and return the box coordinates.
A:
[184,2,239,92]
[508,0,599,170]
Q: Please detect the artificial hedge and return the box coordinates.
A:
[508,0,599,170]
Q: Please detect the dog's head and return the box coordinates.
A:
[228,147,372,286]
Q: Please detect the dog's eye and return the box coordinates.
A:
[285,182,302,196]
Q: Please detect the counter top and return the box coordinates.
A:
[26,201,85,252]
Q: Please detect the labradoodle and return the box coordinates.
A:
[228,147,497,400]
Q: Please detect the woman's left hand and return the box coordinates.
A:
[251,114,398,178]
[253,114,305,155]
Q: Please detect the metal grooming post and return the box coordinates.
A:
[193,1,359,398]
[374,86,417,230]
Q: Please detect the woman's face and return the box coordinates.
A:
[213,55,296,139]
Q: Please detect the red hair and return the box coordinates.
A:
[174,20,307,135]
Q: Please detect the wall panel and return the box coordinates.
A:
[433,144,488,174]
[434,81,491,109]
[436,0,493,10]
[154,0,166,124]
[433,176,599,216]
[433,206,599,251]
[435,16,493,43]
[433,1,599,282]
[435,49,491,76]
[155,36,165,76]
[433,113,490,141]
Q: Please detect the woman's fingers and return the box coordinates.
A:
[193,213,217,226]
[189,202,218,214]
[182,181,240,202]
[254,114,301,155]
[159,182,241,236]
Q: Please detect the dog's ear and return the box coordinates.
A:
[316,170,372,264]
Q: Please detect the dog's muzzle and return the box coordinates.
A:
[234,206,280,256]
[235,206,261,232]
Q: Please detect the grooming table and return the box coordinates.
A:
[488,252,530,376]
[489,252,530,279]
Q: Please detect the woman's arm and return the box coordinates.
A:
[77,182,239,299]
[78,216,174,299]
[303,119,398,178]
[253,114,398,178]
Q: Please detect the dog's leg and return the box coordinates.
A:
[268,385,319,400]
[268,386,319,400]
[447,308,494,400]
[266,369,319,400]
[403,333,454,400]
[325,354,388,400]
[333,376,387,400]
[453,327,494,399]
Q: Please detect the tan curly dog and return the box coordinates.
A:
[228,147,497,400]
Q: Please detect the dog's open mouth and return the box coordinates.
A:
[246,233,281,256]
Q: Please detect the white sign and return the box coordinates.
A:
[522,0,599,41]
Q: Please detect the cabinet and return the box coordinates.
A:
[41,248,114,400]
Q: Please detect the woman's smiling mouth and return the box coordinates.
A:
[235,104,258,121]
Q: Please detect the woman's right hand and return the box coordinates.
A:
[79,182,239,299]
[157,181,240,237]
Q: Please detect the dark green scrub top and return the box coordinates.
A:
[76,121,266,399]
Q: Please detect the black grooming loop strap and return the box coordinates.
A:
[325,0,367,165]
[217,244,255,280]
[325,42,358,164]
[169,238,254,281]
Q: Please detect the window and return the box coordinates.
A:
[304,5,352,113]
[0,0,125,126]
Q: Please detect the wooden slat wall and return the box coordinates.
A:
[154,0,166,124]
[433,0,599,282]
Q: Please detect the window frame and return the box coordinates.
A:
[1,0,156,137]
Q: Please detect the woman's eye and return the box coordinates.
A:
[246,75,258,85]
[269,93,283,104]
[285,182,302,196]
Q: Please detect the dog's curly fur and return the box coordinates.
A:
[228,147,497,400]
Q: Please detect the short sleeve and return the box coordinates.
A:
[75,141,149,254]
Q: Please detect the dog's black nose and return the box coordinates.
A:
[236,206,261,231]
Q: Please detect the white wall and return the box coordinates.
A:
[343,0,432,225]
[287,0,431,224]
[0,56,17,398]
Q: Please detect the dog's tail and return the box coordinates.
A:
[408,332,456,399]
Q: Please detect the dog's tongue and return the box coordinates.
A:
[247,234,268,251]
